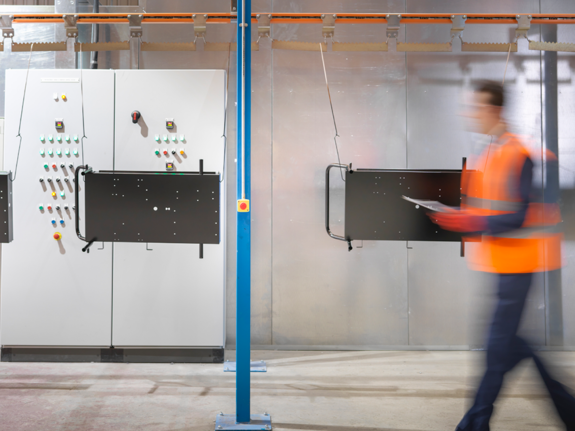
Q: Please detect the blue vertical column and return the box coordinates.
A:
[236,0,252,423]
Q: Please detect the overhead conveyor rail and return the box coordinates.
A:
[5,13,575,25]
[3,13,575,53]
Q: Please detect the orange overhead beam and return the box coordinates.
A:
[9,13,575,25]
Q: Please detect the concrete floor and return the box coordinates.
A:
[1,350,574,431]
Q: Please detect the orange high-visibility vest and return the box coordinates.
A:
[461,133,562,274]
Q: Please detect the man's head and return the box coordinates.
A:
[466,80,505,135]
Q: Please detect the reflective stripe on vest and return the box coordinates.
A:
[461,196,524,212]
[487,224,562,239]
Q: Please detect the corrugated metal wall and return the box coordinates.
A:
[1,0,573,350]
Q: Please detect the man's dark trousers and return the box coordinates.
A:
[456,273,575,431]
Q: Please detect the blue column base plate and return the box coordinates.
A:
[224,360,267,372]
[215,414,272,430]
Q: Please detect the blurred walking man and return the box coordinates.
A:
[430,81,575,431]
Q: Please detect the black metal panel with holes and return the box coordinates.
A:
[84,171,220,244]
[344,169,462,242]
[0,172,13,243]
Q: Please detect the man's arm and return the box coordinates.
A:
[429,157,533,233]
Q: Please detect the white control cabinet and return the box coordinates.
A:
[1,70,226,350]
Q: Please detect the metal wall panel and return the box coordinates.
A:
[405,0,546,347]
[250,0,273,345]
[270,0,409,346]
[1,0,575,349]
[541,0,575,347]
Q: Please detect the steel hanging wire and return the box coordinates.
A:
[502,40,514,85]
[11,43,35,182]
[79,43,88,171]
[220,36,233,183]
[319,43,345,181]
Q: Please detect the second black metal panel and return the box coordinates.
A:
[85,171,220,244]
[344,169,462,242]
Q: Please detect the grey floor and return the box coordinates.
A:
[1,350,574,431]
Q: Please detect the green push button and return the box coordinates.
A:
[44,164,49,169]
[39,205,44,211]
[154,150,160,155]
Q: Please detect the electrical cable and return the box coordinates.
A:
[319,43,345,181]
[220,38,232,183]
[11,43,35,182]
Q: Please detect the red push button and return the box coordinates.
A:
[52,164,57,169]
[163,150,168,155]
[53,232,62,240]
[237,199,250,212]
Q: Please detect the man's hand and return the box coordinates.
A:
[428,210,487,233]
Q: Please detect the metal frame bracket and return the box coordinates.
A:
[516,15,532,40]
[386,14,401,39]
[193,14,207,38]
[257,14,271,38]
[62,14,78,38]
[1,15,14,39]
[128,14,143,38]
[322,14,336,39]
[450,15,467,39]
[325,163,350,245]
